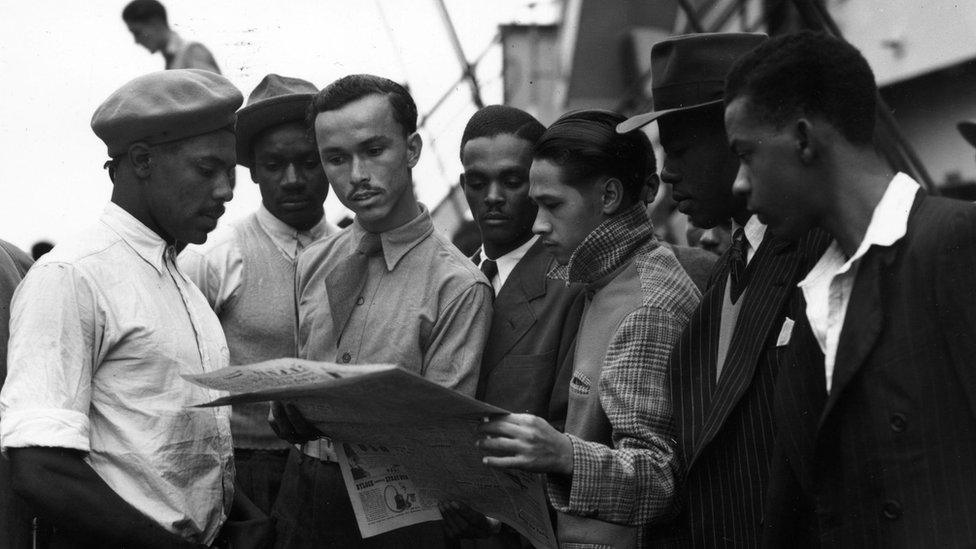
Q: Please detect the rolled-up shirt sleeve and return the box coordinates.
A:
[0,263,98,454]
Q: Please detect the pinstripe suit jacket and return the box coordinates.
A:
[665,228,829,548]
[764,192,976,548]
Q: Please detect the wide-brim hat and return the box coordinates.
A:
[617,32,767,134]
[236,74,318,167]
[958,120,976,148]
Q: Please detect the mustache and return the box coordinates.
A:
[347,185,381,201]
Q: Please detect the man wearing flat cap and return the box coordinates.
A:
[180,74,335,514]
[617,34,828,546]
[0,69,266,548]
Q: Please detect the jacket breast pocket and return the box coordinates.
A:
[482,350,557,415]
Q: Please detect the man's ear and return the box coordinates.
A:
[127,142,153,179]
[458,172,466,188]
[795,118,816,165]
[601,177,625,215]
[406,132,423,169]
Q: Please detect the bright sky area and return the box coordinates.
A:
[0,0,559,251]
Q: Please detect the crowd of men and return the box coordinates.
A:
[0,14,974,549]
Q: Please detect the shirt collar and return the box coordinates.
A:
[477,235,538,265]
[798,172,919,287]
[256,204,330,260]
[732,214,767,253]
[100,202,171,274]
[350,204,434,271]
[549,203,656,285]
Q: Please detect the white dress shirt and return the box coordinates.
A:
[798,173,919,393]
[475,235,538,294]
[733,214,766,266]
[0,203,234,544]
[179,205,334,313]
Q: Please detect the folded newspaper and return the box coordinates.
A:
[183,358,557,549]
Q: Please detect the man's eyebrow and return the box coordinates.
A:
[197,155,233,167]
[360,135,391,147]
[498,166,529,176]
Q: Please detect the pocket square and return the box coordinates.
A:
[776,317,795,347]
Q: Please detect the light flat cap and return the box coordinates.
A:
[92,69,244,157]
[236,74,317,167]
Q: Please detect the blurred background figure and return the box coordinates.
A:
[29,240,53,261]
[686,225,731,256]
[122,0,221,73]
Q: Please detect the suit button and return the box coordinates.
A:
[882,499,902,520]
[341,352,351,363]
[889,413,907,432]
[356,296,365,306]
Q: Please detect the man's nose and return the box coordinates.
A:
[532,210,550,235]
[350,156,369,183]
[214,171,234,202]
[731,165,750,197]
[660,163,680,185]
[281,164,301,188]
[484,182,504,206]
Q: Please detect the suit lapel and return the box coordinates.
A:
[689,236,800,467]
[674,247,729,464]
[481,241,548,374]
[817,192,926,427]
[817,245,895,428]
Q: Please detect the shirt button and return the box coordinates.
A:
[882,499,902,520]
[356,296,365,306]
[889,413,907,433]
[341,352,351,363]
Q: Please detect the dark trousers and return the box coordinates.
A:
[271,448,448,549]
[235,448,290,516]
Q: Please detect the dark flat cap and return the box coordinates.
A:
[91,69,243,157]
[618,33,766,134]
[236,74,318,167]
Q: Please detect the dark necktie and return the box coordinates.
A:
[728,228,749,304]
[325,232,383,344]
[480,258,498,281]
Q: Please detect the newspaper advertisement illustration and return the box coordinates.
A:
[183,359,557,549]
[335,442,441,538]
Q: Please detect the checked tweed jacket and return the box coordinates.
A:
[546,204,701,549]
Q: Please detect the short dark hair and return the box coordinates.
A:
[459,105,545,159]
[308,74,417,136]
[724,31,877,145]
[122,0,167,24]
[533,110,655,207]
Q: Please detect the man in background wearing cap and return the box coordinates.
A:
[269,74,492,547]
[617,33,828,547]
[0,69,264,548]
[123,0,221,74]
[180,74,335,516]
